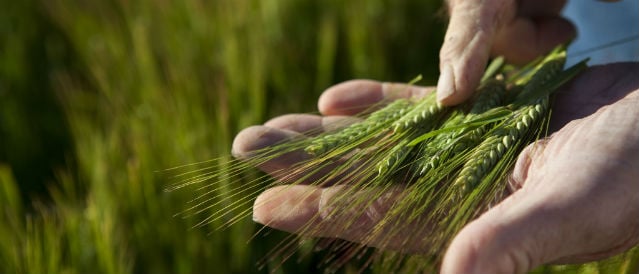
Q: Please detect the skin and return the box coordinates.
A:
[437,0,620,105]
[233,63,639,273]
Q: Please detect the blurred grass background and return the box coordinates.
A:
[1,0,637,273]
[0,0,444,273]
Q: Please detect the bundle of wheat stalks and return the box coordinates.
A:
[171,46,588,271]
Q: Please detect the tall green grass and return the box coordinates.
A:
[0,0,444,273]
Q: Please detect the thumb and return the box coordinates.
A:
[437,0,516,105]
[440,141,562,274]
[440,192,554,274]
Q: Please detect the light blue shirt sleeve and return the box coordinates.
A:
[563,0,639,66]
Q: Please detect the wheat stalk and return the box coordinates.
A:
[453,97,549,192]
[415,79,507,175]
[450,48,566,192]
[175,45,594,273]
[392,93,445,132]
[305,98,413,155]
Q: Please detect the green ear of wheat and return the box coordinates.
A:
[305,98,413,155]
[169,46,629,273]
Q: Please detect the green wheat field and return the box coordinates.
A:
[1,1,637,273]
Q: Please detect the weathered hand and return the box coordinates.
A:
[437,0,622,105]
[233,80,436,251]
[232,63,639,272]
[441,63,639,273]
[437,0,576,105]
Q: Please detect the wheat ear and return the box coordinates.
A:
[305,99,413,155]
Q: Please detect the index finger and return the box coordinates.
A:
[437,0,516,106]
[318,80,434,116]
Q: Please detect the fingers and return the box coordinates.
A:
[440,140,551,274]
[233,115,359,180]
[253,185,323,233]
[232,125,310,174]
[440,139,555,274]
[491,16,575,65]
[234,114,358,156]
[441,171,637,274]
[236,78,436,160]
[508,139,550,192]
[438,0,574,105]
[438,0,516,105]
[518,0,567,16]
[442,134,590,274]
[551,63,639,132]
[253,184,431,252]
[265,114,359,136]
[442,113,639,274]
[440,191,552,274]
[318,80,434,116]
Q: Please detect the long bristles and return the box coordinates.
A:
[170,46,592,272]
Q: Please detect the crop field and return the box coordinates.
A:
[0,1,636,273]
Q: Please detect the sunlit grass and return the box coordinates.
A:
[0,0,444,273]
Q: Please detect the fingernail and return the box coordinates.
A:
[252,211,263,224]
[437,65,455,103]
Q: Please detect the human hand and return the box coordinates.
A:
[233,80,437,251]
[233,63,639,272]
[437,0,621,106]
[437,0,574,105]
[440,63,639,273]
